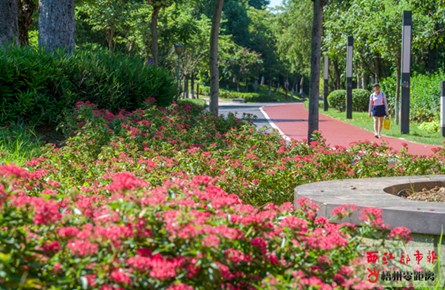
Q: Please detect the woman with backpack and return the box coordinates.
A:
[368,83,389,138]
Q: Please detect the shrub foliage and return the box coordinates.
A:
[0,46,178,125]
[380,70,445,122]
[327,89,370,112]
[199,86,278,102]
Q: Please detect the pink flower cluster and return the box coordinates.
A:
[0,166,393,289]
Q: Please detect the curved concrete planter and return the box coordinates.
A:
[294,175,445,237]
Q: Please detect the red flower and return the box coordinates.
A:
[110,271,131,284]
[388,227,413,243]
[105,172,149,192]
[280,216,308,231]
[0,164,28,179]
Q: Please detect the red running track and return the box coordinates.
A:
[262,103,438,156]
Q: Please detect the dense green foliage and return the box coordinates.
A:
[0,46,177,125]
[380,70,445,122]
[327,89,370,112]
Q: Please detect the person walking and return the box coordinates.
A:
[368,83,388,138]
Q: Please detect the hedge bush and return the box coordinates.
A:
[0,99,429,289]
[327,90,346,111]
[327,89,370,112]
[0,45,177,125]
[198,86,277,102]
[380,70,445,122]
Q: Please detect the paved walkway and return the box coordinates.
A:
[262,103,437,156]
[201,98,438,156]
[202,98,302,134]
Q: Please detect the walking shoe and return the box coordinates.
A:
[375,134,378,138]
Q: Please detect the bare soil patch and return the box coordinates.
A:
[398,186,445,203]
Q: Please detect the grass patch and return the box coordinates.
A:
[305,101,445,146]
[0,125,42,166]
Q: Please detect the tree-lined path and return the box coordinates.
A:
[262,103,438,156]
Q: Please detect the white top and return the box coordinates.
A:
[369,92,389,115]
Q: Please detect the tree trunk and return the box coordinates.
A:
[395,57,401,124]
[307,0,323,142]
[237,79,240,92]
[374,53,381,83]
[333,59,340,89]
[426,44,438,74]
[291,73,297,93]
[191,71,195,99]
[151,5,161,66]
[300,76,304,93]
[380,59,387,79]
[209,0,224,115]
[183,73,189,99]
[17,0,36,46]
[268,77,271,95]
[38,0,75,53]
[362,74,368,91]
[356,73,361,89]
[0,0,19,47]
[245,77,248,92]
[107,28,115,54]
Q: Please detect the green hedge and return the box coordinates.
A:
[0,46,177,125]
[380,70,445,122]
[327,89,370,112]
[197,86,277,102]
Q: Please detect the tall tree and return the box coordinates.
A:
[206,0,250,47]
[248,0,270,9]
[147,0,165,66]
[80,0,132,55]
[17,0,37,46]
[209,0,224,115]
[222,45,262,92]
[38,0,75,52]
[0,0,19,47]
[307,0,324,141]
[274,0,312,87]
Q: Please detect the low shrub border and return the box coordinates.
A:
[198,86,278,103]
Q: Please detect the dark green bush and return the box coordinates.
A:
[0,45,178,125]
[327,89,370,112]
[353,89,371,112]
[327,90,346,111]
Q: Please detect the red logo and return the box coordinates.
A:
[367,267,380,283]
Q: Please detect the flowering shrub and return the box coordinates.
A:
[33,100,445,206]
[0,99,436,288]
[0,164,407,289]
